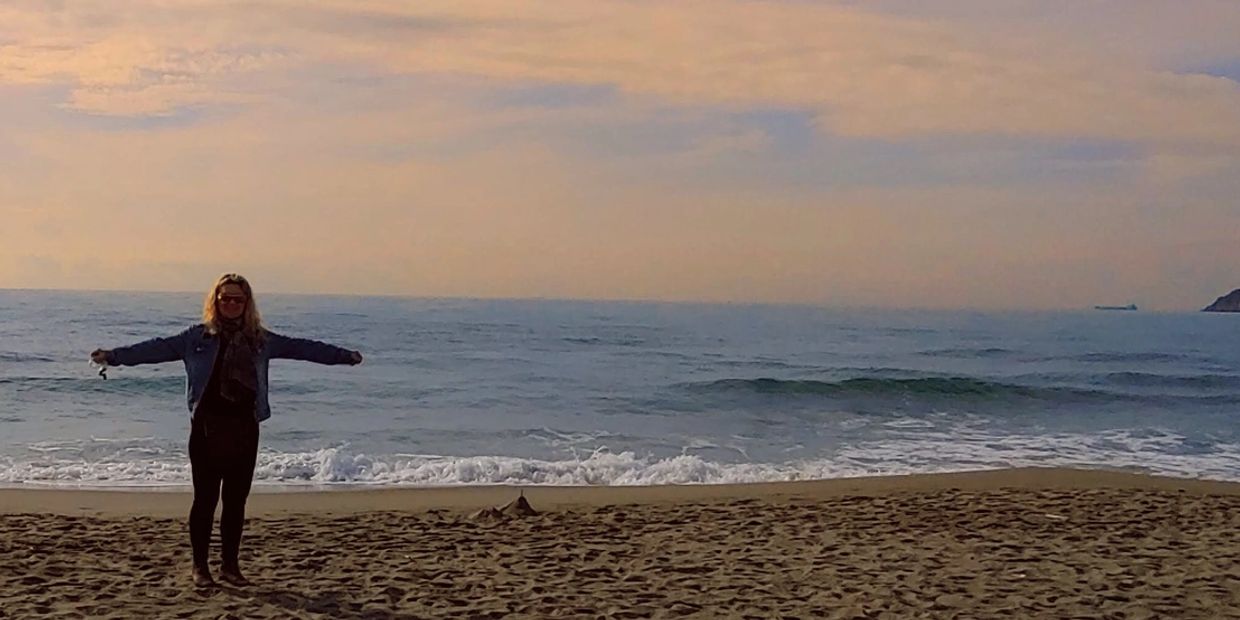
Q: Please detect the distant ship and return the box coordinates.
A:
[1094,304,1138,311]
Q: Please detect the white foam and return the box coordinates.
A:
[2,430,1238,488]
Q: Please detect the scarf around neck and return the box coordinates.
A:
[216,319,258,405]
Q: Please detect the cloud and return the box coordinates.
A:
[3,0,1240,147]
[350,1,1240,146]
[856,1,1240,68]
[0,3,287,115]
[1143,150,1240,184]
[1,1,1239,308]
[673,128,774,166]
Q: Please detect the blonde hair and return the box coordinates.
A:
[202,273,266,341]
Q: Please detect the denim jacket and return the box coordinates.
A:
[105,323,357,422]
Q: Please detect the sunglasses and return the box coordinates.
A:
[217,295,248,305]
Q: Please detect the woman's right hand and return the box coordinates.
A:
[90,349,110,364]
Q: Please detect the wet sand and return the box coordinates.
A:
[2,468,1238,619]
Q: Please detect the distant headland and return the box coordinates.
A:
[1202,289,1240,312]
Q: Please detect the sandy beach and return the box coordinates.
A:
[2,468,1238,619]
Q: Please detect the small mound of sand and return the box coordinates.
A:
[471,493,538,521]
[500,495,537,517]
[2,471,1239,618]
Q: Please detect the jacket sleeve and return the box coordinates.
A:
[266,331,357,365]
[107,327,190,366]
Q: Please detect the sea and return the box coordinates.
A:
[1,289,1238,488]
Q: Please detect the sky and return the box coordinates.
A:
[2,1,1239,310]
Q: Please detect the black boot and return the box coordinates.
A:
[219,562,250,587]
[192,564,216,588]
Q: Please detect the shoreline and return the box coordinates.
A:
[4,467,1239,517]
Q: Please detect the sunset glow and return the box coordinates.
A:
[3,1,1239,309]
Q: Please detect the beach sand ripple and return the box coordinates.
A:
[2,487,1239,618]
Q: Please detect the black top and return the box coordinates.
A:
[198,335,256,418]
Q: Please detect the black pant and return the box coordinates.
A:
[188,414,260,569]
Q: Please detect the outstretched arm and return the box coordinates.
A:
[94,327,191,366]
[266,331,362,365]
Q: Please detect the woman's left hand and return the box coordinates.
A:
[350,351,364,365]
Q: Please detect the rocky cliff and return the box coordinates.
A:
[1203,289,1240,312]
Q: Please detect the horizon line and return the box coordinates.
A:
[0,285,1209,314]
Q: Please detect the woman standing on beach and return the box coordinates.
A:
[90,273,363,588]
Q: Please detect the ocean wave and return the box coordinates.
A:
[0,376,183,394]
[919,347,1017,359]
[687,377,1082,399]
[562,336,647,347]
[1069,352,1191,364]
[1100,372,1240,390]
[5,431,1237,487]
[0,352,59,363]
[684,375,1240,405]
